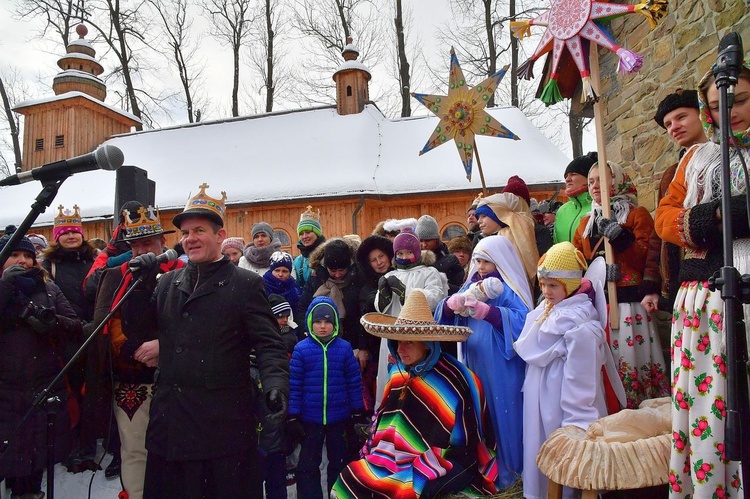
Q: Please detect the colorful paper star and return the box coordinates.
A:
[412,48,519,181]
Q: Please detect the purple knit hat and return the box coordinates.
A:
[393,227,421,262]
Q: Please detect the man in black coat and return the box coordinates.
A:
[131,185,289,499]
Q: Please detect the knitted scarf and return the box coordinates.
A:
[313,273,352,319]
[583,161,638,239]
[243,239,281,267]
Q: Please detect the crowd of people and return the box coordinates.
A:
[0,61,748,499]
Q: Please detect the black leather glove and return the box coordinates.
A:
[266,389,288,420]
[1,264,27,283]
[606,263,622,282]
[128,252,160,279]
[27,315,58,334]
[597,217,623,240]
[386,276,407,305]
[377,275,393,311]
[287,416,305,444]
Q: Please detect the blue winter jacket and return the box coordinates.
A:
[289,296,364,424]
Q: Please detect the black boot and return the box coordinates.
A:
[105,453,121,479]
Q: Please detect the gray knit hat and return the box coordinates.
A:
[415,215,440,240]
[251,222,274,240]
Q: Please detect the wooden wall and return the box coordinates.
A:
[18,185,563,257]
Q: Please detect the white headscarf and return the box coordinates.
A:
[466,235,534,311]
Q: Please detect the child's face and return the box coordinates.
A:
[706,75,750,133]
[276,315,289,327]
[474,257,496,278]
[453,249,471,267]
[272,267,291,280]
[539,277,567,305]
[222,247,242,265]
[312,319,334,337]
[477,214,502,236]
[396,249,414,261]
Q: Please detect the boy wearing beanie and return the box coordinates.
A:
[288,297,364,499]
[514,243,623,499]
[263,251,302,314]
[554,152,597,244]
[415,215,465,294]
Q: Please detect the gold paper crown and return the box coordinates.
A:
[183,183,227,221]
[122,205,170,240]
[54,204,82,229]
[299,205,320,223]
[537,242,588,295]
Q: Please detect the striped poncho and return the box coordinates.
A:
[333,352,498,498]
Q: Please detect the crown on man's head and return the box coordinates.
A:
[54,204,82,228]
[184,183,227,221]
[122,205,167,240]
[299,205,320,223]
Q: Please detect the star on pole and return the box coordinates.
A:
[411,48,519,182]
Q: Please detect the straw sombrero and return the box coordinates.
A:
[360,290,473,341]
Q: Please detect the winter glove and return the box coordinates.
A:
[606,263,622,282]
[107,250,132,268]
[128,252,159,280]
[466,277,504,302]
[465,297,491,320]
[386,276,407,305]
[287,416,305,445]
[27,315,58,334]
[596,217,623,240]
[446,293,467,313]
[377,276,393,311]
[1,264,27,283]
[266,389,288,421]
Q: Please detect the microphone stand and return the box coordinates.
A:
[0,270,148,499]
[709,61,750,485]
[0,178,65,268]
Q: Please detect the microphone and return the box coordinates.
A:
[128,249,180,273]
[0,144,124,186]
[713,32,744,91]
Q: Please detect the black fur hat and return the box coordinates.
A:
[653,89,699,129]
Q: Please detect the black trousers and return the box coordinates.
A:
[143,448,262,499]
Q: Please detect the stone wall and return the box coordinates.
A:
[596,0,749,211]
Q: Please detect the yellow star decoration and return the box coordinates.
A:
[412,48,519,181]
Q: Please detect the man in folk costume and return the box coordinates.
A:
[641,90,707,314]
[90,202,182,499]
[134,184,289,498]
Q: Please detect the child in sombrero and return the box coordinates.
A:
[333,290,498,499]
[514,242,624,499]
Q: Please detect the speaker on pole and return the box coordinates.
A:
[113,165,155,233]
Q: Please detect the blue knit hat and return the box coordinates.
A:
[0,225,37,258]
[474,204,503,227]
[269,251,293,271]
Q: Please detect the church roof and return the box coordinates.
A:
[0,103,568,228]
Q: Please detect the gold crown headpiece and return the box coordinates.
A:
[299,205,320,223]
[182,183,227,222]
[53,204,83,240]
[122,204,171,241]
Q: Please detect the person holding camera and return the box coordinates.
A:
[0,225,84,499]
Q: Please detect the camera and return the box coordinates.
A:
[18,301,57,325]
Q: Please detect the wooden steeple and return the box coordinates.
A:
[332,37,372,116]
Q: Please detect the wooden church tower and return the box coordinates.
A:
[13,24,140,171]
[332,37,372,116]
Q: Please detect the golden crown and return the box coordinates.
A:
[54,204,82,229]
[122,205,166,240]
[472,192,484,206]
[299,205,320,223]
[183,183,227,221]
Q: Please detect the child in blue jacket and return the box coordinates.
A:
[287,296,364,499]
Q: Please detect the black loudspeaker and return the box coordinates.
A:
[114,165,155,226]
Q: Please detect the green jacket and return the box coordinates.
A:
[553,191,592,243]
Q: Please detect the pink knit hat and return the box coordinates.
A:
[221,237,245,253]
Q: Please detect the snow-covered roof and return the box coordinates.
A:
[68,38,94,50]
[0,104,568,228]
[53,69,104,85]
[14,91,141,124]
[333,60,371,77]
[57,52,99,65]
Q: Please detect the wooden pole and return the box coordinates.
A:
[474,141,489,196]
[589,43,619,330]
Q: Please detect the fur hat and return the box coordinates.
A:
[251,222,274,240]
[297,206,322,237]
[393,227,421,261]
[356,235,394,275]
[502,175,531,207]
[323,239,351,270]
[382,218,417,234]
[0,225,36,257]
[447,235,473,254]
[415,215,440,241]
[537,242,588,296]
[269,251,293,271]
[221,237,245,253]
[653,89,699,129]
[564,152,598,178]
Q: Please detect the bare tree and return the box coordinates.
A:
[148,0,205,123]
[0,77,22,174]
[289,0,385,106]
[247,0,290,113]
[394,0,410,117]
[14,0,85,49]
[205,0,256,117]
